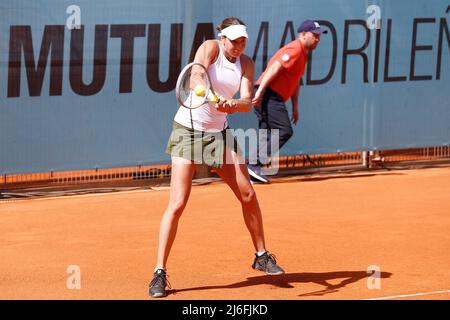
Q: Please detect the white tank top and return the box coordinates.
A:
[174,41,242,132]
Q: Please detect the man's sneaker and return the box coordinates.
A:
[149,269,170,298]
[252,252,285,275]
[247,165,269,184]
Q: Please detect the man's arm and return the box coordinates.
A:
[251,60,284,106]
[290,82,300,125]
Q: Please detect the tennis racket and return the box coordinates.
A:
[175,62,221,109]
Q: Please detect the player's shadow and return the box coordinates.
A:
[170,270,392,297]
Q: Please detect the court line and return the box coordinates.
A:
[366,289,450,300]
[0,189,154,203]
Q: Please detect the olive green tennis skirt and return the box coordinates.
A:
[166,121,241,168]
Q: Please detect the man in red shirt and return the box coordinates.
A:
[247,20,327,183]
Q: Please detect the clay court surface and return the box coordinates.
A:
[1,166,449,300]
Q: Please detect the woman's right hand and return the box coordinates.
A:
[215,98,236,114]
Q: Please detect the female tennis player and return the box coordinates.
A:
[149,17,285,298]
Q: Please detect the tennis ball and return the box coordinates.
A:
[194,84,206,97]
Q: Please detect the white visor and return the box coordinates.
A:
[218,25,248,40]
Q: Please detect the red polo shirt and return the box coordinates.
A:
[256,39,309,102]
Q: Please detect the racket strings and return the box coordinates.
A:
[177,63,212,109]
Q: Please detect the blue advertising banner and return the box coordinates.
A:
[1,0,449,174]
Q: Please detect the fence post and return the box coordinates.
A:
[362,151,370,168]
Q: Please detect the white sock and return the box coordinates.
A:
[154,267,166,272]
[256,251,267,257]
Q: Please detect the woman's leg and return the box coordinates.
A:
[156,156,196,269]
[214,146,285,275]
[150,156,196,298]
[214,147,266,253]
